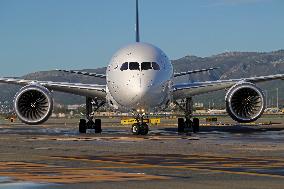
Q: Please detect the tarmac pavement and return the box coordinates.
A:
[0,115,283,189]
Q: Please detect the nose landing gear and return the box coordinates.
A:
[131,123,149,135]
[131,114,149,135]
[79,97,105,134]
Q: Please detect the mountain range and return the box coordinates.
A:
[1,50,283,108]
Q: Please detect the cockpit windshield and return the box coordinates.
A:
[120,62,128,71]
[141,62,152,70]
[152,62,160,70]
[129,62,140,70]
[120,62,160,71]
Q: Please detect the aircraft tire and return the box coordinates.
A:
[95,119,102,133]
[178,118,185,133]
[79,119,87,133]
[140,123,149,135]
[131,124,140,135]
[86,119,95,129]
[192,118,200,133]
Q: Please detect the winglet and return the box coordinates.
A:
[136,0,140,42]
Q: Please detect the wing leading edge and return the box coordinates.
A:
[0,78,106,99]
[173,74,284,100]
[56,69,106,79]
[173,67,219,77]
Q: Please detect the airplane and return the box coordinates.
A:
[0,0,283,135]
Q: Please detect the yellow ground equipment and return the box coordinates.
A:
[121,118,160,125]
[206,117,218,122]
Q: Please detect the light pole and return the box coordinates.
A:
[265,90,268,109]
[276,88,279,110]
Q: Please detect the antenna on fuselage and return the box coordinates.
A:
[135,0,140,42]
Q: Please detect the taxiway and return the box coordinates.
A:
[0,115,284,189]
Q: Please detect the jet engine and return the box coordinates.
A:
[14,85,53,125]
[225,82,265,123]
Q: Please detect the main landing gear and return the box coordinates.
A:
[175,97,200,134]
[79,97,105,134]
[131,114,149,135]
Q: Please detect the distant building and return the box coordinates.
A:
[54,104,64,109]
[58,113,66,118]
[265,108,281,113]
[67,105,81,110]
[195,109,207,114]
[51,113,57,118]
[95,112,116,117]
[207,109,226,115]
[194,103,204,108]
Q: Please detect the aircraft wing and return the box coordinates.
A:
[0,77,106,99]
[173,67,219,77]
[56,69,106,78]
[172,74,284,100]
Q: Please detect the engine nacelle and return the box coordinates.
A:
[14,84,53,125]
[225,82,265,123]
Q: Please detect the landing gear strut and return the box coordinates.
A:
[131,114,149,135]
[175,97,200,133]
[79,97,105,134]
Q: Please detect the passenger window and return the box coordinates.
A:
[141,62,152,70]
[129,62,140,70]
[152,62,160,70]
[120,62,128,71]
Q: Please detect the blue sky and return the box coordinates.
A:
[0,0,283,76]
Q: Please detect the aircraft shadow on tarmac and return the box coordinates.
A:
[162,125,284,134]
[1,122,284,136]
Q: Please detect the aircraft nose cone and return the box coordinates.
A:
[123,83,153,107]
[135,84,162,106]
[131,85,150,101]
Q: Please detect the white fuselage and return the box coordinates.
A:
[106,43,173,111]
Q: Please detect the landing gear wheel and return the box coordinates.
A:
[79,119,87,133]
[185,119,193,133]
[192,118,200,133]
[86,120,95,129]
[178,118,185,133]
[140,123,149,135]
[131,124,140,135]
[94,119,102,133]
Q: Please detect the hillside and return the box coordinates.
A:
[172,50,284,108]
[0,50,283,108]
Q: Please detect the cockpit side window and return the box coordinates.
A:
[120,62,128,71]
[129,62,140,70]
[141,62,152,70]
[152,62,160,70]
